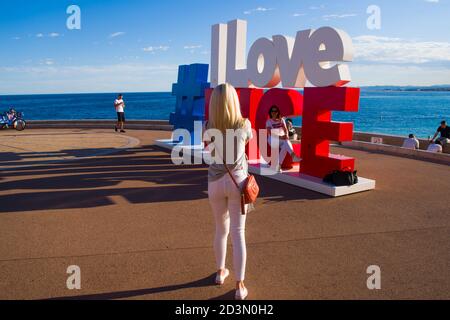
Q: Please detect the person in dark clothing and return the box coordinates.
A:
[286,118,298,140]
[430,120,450,146]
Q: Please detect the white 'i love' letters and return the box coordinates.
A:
[211,19,354,88]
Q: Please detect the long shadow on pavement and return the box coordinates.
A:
[0,145,327,213]
[48,273,219,300]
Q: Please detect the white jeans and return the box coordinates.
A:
[268,136,294,164]
[208,170,248,281]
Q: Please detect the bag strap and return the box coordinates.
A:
[213,136,248,215]
[214,143,243,192]
[223,159,247,216]
[223,163,242,191]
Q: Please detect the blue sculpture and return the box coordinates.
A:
[170,63,210,145]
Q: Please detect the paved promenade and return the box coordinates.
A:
[0,129,449,300]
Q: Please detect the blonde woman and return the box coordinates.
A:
[204,83,253,300]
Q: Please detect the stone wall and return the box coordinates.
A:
[25,121,449,164]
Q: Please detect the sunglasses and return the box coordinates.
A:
[271,109,279,113]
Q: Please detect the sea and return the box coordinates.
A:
[1,89,449,139]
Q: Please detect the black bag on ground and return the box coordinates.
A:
[323,170,358,186]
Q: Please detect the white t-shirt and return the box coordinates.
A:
[115,99,125,113]
[427,143,442,153]
[402,138,419,150]
[266,118,287,137]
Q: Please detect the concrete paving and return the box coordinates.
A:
[0,130,139,168]
[0,129,449,300]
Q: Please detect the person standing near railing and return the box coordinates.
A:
[114,94,126,133]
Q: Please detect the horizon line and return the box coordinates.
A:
[1,84,450,96]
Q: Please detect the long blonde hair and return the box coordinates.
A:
[208,83,246,133]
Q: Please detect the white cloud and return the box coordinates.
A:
[33,33,60,39]
[109,32,125,38]
[353,35,450,64]
[244,7,274,15]
[142,46,170,53]
[350,63,450,86]
[354,35,402,42]
[0,63,178,94]
[344,35,450,86]
[12,37,20,40]
[425,0,439,3]
[184,45,202,49]
[40,59,55,66]
[293,13,306,17]
[184,45,203,54]
[309,5,325,10]
[1,64,177,74]
[323,13,357,20]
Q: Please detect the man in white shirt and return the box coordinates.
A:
[402,134,419,150]
[114,94,126,133]
[427,140,443,153]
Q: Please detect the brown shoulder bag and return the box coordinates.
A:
[224,165,259,215]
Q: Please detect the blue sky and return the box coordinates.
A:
[1,0,450,94]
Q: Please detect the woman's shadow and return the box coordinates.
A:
[49,273,236,300]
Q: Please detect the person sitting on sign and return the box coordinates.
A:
[266,105,301,173]
[427,140,443,153]
[6,108,16,121]
[430,120,450,146]
[402,134,419,150]
[286,118,298,141]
